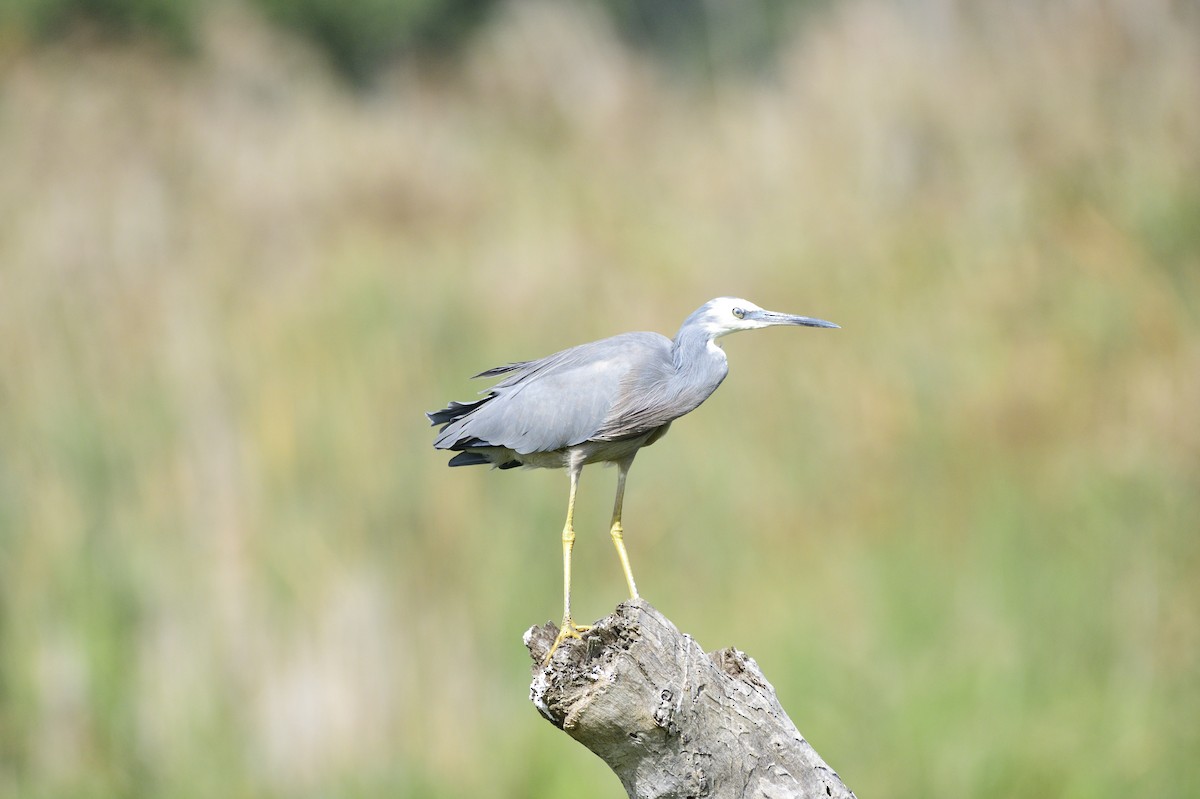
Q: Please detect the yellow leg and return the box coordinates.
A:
[610,459,640,600]
[546,466,590,661]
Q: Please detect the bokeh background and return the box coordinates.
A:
[2,0,1198,796]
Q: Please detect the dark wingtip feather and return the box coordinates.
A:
[448,436,490,451]
[473,361,527,379]
[426,398,490,429]
[447,452,491,467]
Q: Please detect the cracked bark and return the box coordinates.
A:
[525,599,857,799]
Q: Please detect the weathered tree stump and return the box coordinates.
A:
[525,599,856,799]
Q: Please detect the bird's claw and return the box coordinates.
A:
[543,619,592,662]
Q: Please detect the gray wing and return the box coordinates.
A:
[591,343,727,441]
[432,332,674,455]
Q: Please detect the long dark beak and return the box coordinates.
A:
[753,309,840,329]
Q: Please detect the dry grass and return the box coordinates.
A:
[1,1,1198,796]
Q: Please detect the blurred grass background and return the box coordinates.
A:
[1,0,1198,797]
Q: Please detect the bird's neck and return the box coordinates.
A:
[653,326,729,417]
[671,327,728,374]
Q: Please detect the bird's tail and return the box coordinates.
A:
[427,395,520,470]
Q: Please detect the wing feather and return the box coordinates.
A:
[432,332,674,455]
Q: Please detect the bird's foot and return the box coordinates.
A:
[544,618,592,662]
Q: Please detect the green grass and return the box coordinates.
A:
[1,2,1198,797]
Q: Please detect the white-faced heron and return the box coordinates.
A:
[427,297,838,658]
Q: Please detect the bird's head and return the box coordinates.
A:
[685,297,840,339]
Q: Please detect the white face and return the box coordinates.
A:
[687,296,839,339]
[697,297,769,337]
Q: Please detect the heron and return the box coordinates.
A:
[427,297,838,658]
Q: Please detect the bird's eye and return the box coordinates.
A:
[732,307,745,319]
